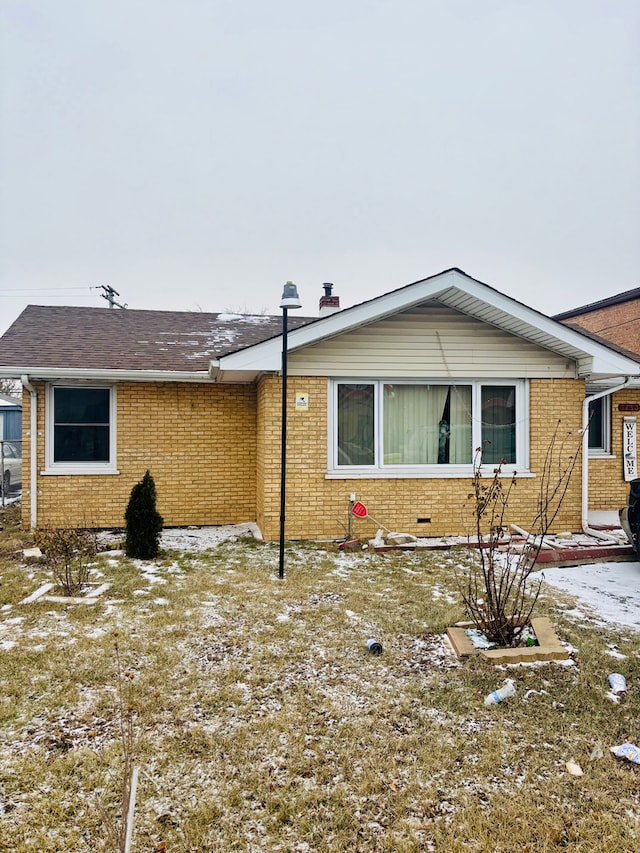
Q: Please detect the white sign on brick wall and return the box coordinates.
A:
[623,416,637,481]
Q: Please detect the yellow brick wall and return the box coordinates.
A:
[588,387,640,511]
[257,376,586,541]
[20,375,610,538]
[21,381,257,529]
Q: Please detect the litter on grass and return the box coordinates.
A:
[466,628,496,650]
[589,742,604,761]
[610,743,640,765]
[484,680,516,705]
[608,673,627,694]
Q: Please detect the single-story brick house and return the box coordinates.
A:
[0,268,638,540]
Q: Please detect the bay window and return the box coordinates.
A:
[332,380,525,473]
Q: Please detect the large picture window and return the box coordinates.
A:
[332,380,524,472]
[46,385,117,472]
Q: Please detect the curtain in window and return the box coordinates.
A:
[383,385,449,464]
[481,386,516,464]
[449,385,473,463]
[337,384,375,465]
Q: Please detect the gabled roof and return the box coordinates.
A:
[0,305,314,380]
[553,286,640,321]
[1,270,638,384]
[214,268,640,382]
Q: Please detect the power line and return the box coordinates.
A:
[1,284,129,310]
[0,286,95,296]
[592,316,640,335]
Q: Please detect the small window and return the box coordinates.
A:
[46,385,117,472]
[588,396,610,454]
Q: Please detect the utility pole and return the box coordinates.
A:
[98,285,127,309]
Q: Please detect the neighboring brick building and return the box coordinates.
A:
[1,268,639,539]
[554,288,640,356]
[555,289,640,513]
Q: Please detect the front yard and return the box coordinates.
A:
[1,505,639,852]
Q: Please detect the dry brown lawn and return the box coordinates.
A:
[1,503,639,852]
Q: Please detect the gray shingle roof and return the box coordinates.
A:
[0,305,315,373]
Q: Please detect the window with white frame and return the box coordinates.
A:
[332,380,526,472]
[587,395,610,455]
[46,385,117,472]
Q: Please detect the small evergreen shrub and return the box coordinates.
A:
[124,470,164,559]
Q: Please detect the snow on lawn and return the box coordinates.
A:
[3,522,640,849]
[540,560,640,632]
[159,524,640,635]
[159,522,262,551]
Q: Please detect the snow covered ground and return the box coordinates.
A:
[159,522,262,552]
[540,560,640,633]
[155,523,640,635]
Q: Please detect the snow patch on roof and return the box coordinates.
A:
[217,314,272,324]
[157,330,239,346]
[187,350,219,360]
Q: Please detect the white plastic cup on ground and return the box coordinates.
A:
[608,673,627,694]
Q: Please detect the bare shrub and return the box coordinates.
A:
[456,421,582,647]
[34,527,98,595]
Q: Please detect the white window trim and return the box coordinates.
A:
[42,383,119,475]
[587,395,612,457]
[327,378,530,478]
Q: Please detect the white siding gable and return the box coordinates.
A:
[289,302,575,379]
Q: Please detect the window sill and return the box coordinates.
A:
[326,467,535,480]
[41,467,120,476]
[588,452,615,459]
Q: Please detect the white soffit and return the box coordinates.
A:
[0,367,210,383]
[214,269,640,380]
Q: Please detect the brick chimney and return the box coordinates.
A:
[319,283,340,317]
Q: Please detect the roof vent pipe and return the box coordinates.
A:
[319,283,340,317]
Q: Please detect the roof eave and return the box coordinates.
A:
[209,361,271,384]
[0,367,211,383]
[216,270,640,377]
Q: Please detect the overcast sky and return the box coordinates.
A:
[1,0,638,336]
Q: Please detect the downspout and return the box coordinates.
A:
[582,377,632,541]
[21,375,37,530]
